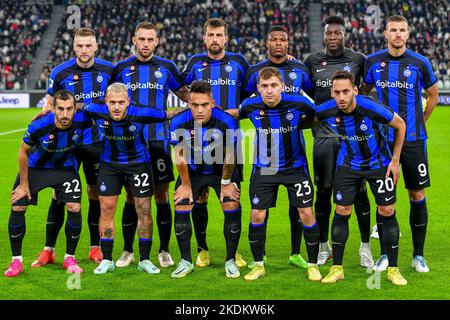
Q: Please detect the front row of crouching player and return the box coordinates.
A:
[5,68,408,285]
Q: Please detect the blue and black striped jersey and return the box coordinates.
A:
[239,93,316,172]
[181,52,250,110]
[113,55,183,142]
[316,95,395,171]
[364,49,437,143]
[169,108,237,176]
[47,57,114,145]
[243,58,314,97]
[83,103,167,165]
[23,112,92,169]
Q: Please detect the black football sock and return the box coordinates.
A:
[382,212,399,267]
[156,202,172,253]
[315,188,332,243]
[88,200,101,246]
[303,222,320,264]
[263,209,269,256]
[101,238,114,261]
[65,211,82,256]
[331,212,350,265]
[138,238,153,261]
[9,210,26,257]
[122,202,137,253]
[223,208,242,261]
[45,198,65,247]
[354,189,371,243]
[191,202,208,252]
[289,205,303,255]
[248,222,266,263]
[409,198,428,257]
[376,210,386,255]
[174,210,193,263]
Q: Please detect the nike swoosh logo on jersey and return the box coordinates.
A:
[231,228,241,234]
[125,72,135,76]
[73,195,81,199]
[362,211,370,216]
[303,199,312,204]
[69,81,78,86]
[197,67,207,72]
[159,175,168,181]
[391,245,399,249]
[254,116,264,120]
[99,124,108,128]
[375,69,383,73]
[175,230,186,236]
[42,140,53,144]
[11,233,23,238]
[316,68,326,72]
[307,242,318,246]
[419,180,429,185]
[72,235,80,239]
[140,189,150,194]
[331,123,339,127]
[385,196,395,201]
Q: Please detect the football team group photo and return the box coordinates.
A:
[0,0,449,301]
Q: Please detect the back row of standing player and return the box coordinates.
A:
[10,15,438,281]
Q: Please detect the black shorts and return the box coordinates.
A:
[313,137,340,189]
[390,140,430,190]
[334,166,396,206]
[249,166,314,209]
[174,174,241,205]
[12,167,82,206]
[74,142,101,186]
[148,140,174,184]
[97,161,153,198]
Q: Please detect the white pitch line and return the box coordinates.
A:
[0,128,27,136]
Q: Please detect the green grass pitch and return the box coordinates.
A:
[0,107,449,300]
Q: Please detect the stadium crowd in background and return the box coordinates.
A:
[0,1,51,90]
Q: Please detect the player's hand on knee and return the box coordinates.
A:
[174,184,193,205]
[11,184,31,204]
[220,183,240,203]
[386,160,400,184]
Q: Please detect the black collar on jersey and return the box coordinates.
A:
[387,51,407,60]
[266,58,289,67]
[204,52,231,63]
[133,55,156,65]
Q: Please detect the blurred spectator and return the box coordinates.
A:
[0,1,51,90]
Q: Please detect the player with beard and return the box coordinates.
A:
[113,22,190,269]
[32,28,113,268]
[362,15,439,273]
[181,18,249,269]
[304,16,374,268]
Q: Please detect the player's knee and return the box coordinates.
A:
[175,204,194,212]
[251,209,266,224]
[377,205,395,217]
[87,184,98,200]
[298,207,314,223]
[221,201,240,211]
[197,187,209,203]
[408,189,425,201]
[134,198,151,215]
[124,189,134,203]
[66,202,80,212]
[12,206,27,212]
[336,205,352,215]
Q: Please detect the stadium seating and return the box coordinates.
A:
[0,1,51,90]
